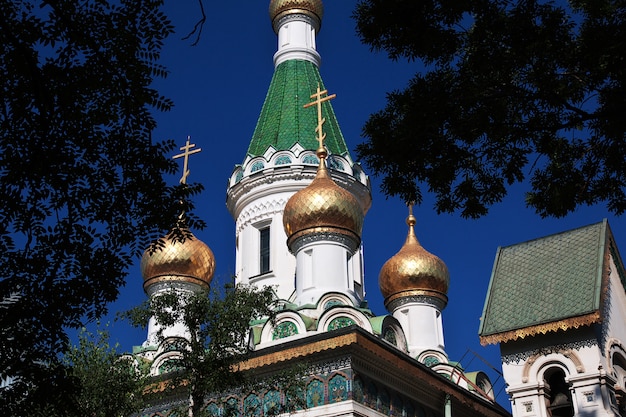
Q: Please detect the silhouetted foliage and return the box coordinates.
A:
[354,0,626,218]
[125,284,305,417]
[0,1,204,413]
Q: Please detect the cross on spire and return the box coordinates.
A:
[303,84,336,151]
[173,136,202,184]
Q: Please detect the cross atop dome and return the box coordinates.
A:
[173,136,202,184]
[303,84,336,155]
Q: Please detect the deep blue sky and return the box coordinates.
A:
[102,1,626,408]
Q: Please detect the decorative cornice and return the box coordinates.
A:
[227,165,371,219]
[288,228,360,253]
[235,198,288,234]
[480,311,601,346]
[385,290,448,311]
[521,349,585,383]
[145,278,206,296]
[238,332,359,371]
[501,337,598,364]
[273,12,321,34]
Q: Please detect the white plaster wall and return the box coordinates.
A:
[605,255,626,359]
[500,328,619,417]
[234,189,296,301]
[392,301,445,358]
[294,240,359,306]
[274,18,321,67]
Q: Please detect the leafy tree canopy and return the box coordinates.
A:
[52,326,148,417]
[353,0,626,218]
[0,0,203,412]
[125,285,304,417]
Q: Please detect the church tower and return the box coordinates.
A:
[226,0,371,302]
[480,220,626,417]
[379,206,450,363]
[137,138,216,375]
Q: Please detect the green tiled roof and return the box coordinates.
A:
[246,59,349,158]
[479,220,620,344]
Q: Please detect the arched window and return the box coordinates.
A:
[613,353,626,416]
[302,154,319,165]
[275,155,291,165]
[250,160,265,172]
[544,367,574,417]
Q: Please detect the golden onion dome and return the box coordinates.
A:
[379,209,449,306]
[269,0,324,29]
[141,229,215,291]
[283,149,363,246]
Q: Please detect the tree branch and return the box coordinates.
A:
[182,0,206,46]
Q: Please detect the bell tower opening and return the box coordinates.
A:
[544,368,574,417]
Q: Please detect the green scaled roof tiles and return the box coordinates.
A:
[246,59,349,159]
[479,220,623,345]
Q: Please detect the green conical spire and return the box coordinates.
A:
[246,59,349,159]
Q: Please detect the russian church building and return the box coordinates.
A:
[480,220,626,417]
[132,1,519,416]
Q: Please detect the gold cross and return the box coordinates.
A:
[172,136,202,184]
[303,84,336,150]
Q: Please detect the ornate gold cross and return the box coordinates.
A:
[173,136,202,184]
[304,84,336,149]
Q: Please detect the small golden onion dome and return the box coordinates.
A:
[379,209,449,307]
[141,230,215,291]
[283,150,363,246]
[269,0,324,29]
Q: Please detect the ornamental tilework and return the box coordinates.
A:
[329,374,348,403]
[225,397,239,415]
[379,388,391,414]
[263,390,281,415]
[247,60,349,159]
[244,393,262,416]
[205,403,219,416]
[423,355,440,367]
[391,395,403,417]
[272,321,298,340]
[275,155,291,165]
[302,154,319,165]
[353,376,364,403]
[480,221,609,340]
[323,299,345,309]
[365,379,378,409]
[383,328,397,345]
[306,379,325,408]
[157,359,182,375]
[328,317,355,331]
[286,386,305,411]
[250,161,265,173]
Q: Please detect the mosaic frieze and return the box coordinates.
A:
[250,161,265,172]
[502,338,597,364]
[275,155,292,165]
[383,328,398,345]
[423,355,441,367]
[306,379,325,408]
[243,393,262,416]
[329,374,349,403]
[263,390,281,415]
[327,316,356,331]
[272,321,298,340]
[323,299,345,310]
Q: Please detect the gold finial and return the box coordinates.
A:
[173,136,202,184]
[407,202,417,228]
[303,83,336,156]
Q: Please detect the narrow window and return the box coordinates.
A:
[260,226,270,274]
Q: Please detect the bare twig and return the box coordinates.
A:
[182,0,206,46]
